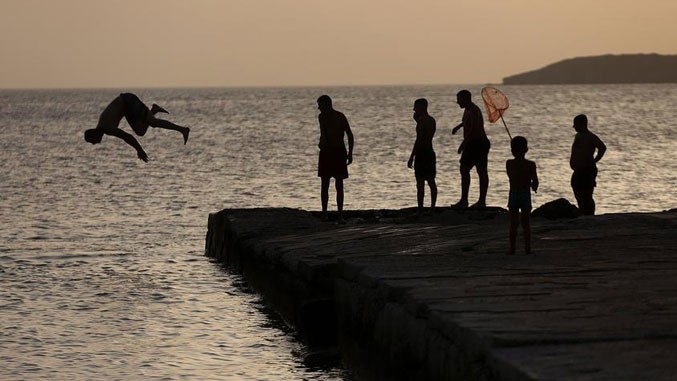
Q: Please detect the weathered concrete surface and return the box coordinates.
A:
[205,207,677,380]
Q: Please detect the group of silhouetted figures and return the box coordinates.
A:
[85,90,606,255]
[313,90,606,255]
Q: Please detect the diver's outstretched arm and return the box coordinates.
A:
[106,128,149,162]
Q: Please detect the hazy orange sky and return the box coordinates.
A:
[1,0,675,88]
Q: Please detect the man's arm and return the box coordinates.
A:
[408,133,419,169]
[453,108,471,134]
[594,135,606,163]
[451,117,465,152]
[344,116,354,165]
[105,128,149,162]
[318,115,326,149]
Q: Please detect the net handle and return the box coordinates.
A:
[498,109,512,140]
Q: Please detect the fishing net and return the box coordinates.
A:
[481,86,512,138]
[481,87,509,123]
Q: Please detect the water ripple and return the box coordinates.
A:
[1,85,676,380]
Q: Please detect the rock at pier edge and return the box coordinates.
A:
[205,206,677,380]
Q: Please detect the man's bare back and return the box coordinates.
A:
[319,110,350,150]
[461,102,487,141]
[96,96,126,132]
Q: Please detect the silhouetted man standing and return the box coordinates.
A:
[317,95,354,223]
[84,93,189,162]
[407,98,437,215]
[452,90,490,208]
[570,114,606,215]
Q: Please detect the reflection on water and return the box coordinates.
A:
[0,85,675,379]
[1,253,348,380]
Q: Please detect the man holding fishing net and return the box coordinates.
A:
[452,89,491,209]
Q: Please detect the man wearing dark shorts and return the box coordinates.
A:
[84,93,190,162]
[317,95,354,223]
[570,114,606,215]
[452,89,490,208]
[407,98,437,215]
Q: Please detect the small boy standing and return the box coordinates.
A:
[506,136,539,255]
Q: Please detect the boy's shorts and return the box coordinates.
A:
[508,190,532,211]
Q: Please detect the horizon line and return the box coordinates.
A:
[0,81,500,92]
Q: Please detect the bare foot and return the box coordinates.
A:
[451,200,468,209]
[182,128,190,145]
[470,201,486,209]
[151,104,169,114]
[320,212,329,222]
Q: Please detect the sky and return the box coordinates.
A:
[1,0,676,89]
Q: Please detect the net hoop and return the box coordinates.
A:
[481,87,509,123]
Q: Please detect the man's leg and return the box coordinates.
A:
[573,185,594,215]
[147,115,190,144]
[588,189,596,215]
[416,178,425,215]
[454,165,471,207]
[572,185,583,212]
[321,177,330,220]
[473,141,490,208]
[335,178,345,223]
[475,165,489,208]
[580,187,596,215]
[428,178,437,214]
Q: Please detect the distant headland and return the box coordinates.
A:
[503,54,677,85]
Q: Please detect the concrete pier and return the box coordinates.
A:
[205,207,677,380]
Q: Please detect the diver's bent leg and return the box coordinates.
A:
[148,115,190,144]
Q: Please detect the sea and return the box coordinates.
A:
[1,84,676,380]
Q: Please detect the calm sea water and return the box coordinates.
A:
[1,85,676,380]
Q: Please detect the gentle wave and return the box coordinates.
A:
[1,85,675,380]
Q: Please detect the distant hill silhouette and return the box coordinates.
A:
[503,54,677,85]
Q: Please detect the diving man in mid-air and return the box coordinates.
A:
[84,93,190,162]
